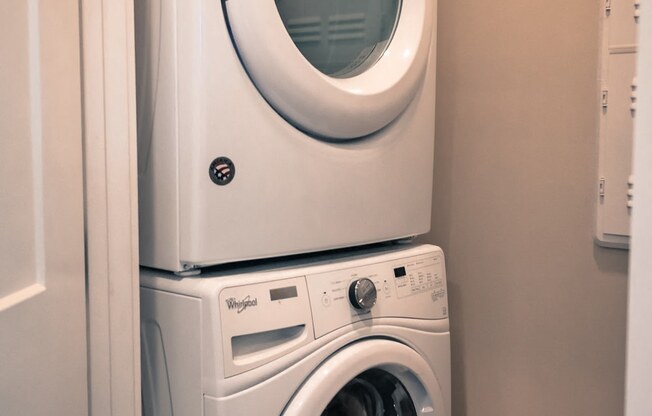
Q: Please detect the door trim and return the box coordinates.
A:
[625,1,652,414]
[81,1,141,415]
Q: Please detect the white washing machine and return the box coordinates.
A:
[135,0,438,272]
[141,244,451,415]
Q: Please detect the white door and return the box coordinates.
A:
[0,1,87,415]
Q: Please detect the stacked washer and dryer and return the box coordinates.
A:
[136,0,450,414]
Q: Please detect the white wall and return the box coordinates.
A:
[422,0,629,414]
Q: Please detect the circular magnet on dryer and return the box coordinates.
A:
[209,157,236,186]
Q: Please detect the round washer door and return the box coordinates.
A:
[282,340,446,415]
[225,0,435,140]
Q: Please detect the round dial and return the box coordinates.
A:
[348,278,377,311]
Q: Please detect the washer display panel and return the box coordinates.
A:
[323,369,416,416]
[276,0,401,78]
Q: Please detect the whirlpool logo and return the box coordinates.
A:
[225,295,258,314]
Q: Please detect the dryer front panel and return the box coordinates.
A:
[135,0,437,272]
[225,0,435,139]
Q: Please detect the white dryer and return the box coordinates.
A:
[135,0,438,272]
[141,244,451,415]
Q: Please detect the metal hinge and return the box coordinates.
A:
[599,177,606,197]
[605,0,612,13]
[631,78,637,113]
[601,90,609,109]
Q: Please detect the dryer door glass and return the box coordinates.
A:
[275,0,401,78]
[322,369,416,416]
[225,0,435,139]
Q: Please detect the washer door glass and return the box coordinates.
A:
[281,340,446,416]
[322,369,416,416]
[275,0,401,78]
[224,0,435,140]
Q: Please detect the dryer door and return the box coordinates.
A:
[282,339,446,415]
[225,0,435,140]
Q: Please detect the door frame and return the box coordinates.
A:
[80,1,141,415]
[625,0,652,414]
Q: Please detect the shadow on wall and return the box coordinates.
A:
[593,244,630,275]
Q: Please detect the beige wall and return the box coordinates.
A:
[421,0,629,415]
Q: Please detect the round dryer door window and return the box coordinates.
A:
[282,340,447,415]
[275,0,401,79]
[225,0,435,140]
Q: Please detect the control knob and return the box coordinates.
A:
[348,278,377,311]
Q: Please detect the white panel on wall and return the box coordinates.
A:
[596,0,641,248]
[625,0,652,413]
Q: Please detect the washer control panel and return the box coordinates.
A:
[306,252,447,338]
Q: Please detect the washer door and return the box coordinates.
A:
[225,0,435,140]
[282,340,445,415]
